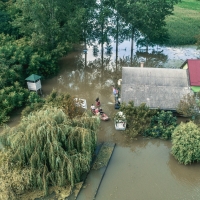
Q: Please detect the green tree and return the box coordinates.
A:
[93,0,113,53]
[13,0,88,51]
[80,0,97,48]
[109,8,129,68]
[139,0,179,50]
[116,0,179,52]
[116,0,144,64]
[171,121,200,165]
[0,106,100,196]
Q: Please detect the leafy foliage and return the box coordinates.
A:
[21,90,84,119]
[144,110,177,139]
[176,92,200,117]
[119,101,157,137]
[116,0,179,49]
[171,121,200,165]
[21,92,45,117]
[0,106,100,197]
[0,82,29,125]
[0,151,31,199]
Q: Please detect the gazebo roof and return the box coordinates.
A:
[25,74,41,82]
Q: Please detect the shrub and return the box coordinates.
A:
[144,110,177,139]
[0,82,29,125]
[119,101,157,137]
[21,90,84,120]
[45,90,83,119]
[21,92,45,117]
[171,121,200,165]
[176,92,200,118]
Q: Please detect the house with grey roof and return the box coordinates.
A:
[121,67,193,110]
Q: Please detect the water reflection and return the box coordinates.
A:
[84,40,199,68]
[168,154,200,184]
[135,50,168,68]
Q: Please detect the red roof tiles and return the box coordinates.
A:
[188,59,200,86]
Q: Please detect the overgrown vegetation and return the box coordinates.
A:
[144,110,177,139]
[21,90,84,119]
[166,0,200,45]
[0,93,100,198]
[171,121,200,165]
[176,92,200,118]
[118,101,158,137]
[118,102,177,139]
[0,82,30,125]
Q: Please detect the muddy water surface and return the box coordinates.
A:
[2,42,200,199]
[95,140,200,200]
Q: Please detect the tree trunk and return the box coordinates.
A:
[131,28,134,66]
[84,28,87,67]
[116,15,119,71]
[101,22,104,66]
[146,39,148,52]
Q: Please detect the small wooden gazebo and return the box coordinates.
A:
[25,74,42,94]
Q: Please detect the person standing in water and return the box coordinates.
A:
[112,86,119,102]
[95,97,100,107]
[112,86,116,96]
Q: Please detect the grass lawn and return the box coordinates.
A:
[166,0,200,45]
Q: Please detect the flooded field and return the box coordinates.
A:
[1,42,200,199]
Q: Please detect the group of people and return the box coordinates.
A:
[91,106,104,115]
[90,85,120,117]
[91,97,103,115]
[91,97,109,121]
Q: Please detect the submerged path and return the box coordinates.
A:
[75,142,116,200]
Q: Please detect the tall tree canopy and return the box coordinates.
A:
[115,0,180,50]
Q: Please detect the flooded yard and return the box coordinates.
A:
[1,41,200,199]
[95,140,200,200]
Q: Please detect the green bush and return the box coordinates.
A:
[144,110,177,139]
[21,90,84,119]
[21,92,45,117]
[171,121,200,165]
[119,101,157,137]
[176,92,200,118]
[0,82,29,125]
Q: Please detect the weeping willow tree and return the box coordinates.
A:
[0,107,100,197]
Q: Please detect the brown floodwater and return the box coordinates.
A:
[1,42,200,199]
